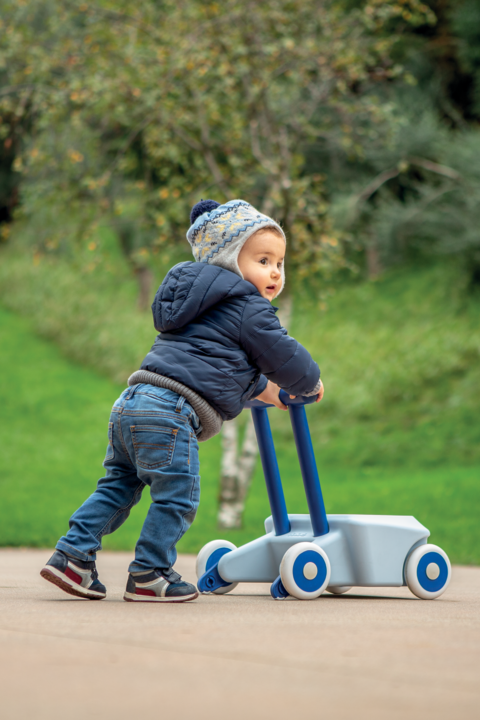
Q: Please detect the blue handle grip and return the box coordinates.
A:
[245,389,317,409]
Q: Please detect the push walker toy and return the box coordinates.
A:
[196,392,451,601]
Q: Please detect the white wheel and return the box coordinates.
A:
[196,539,238,595]
[280,542,331,600]
[405,543,451,600]
[327,586,351,595]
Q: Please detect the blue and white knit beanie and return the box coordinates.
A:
[186,199,286,295]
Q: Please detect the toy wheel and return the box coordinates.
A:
[270,576,289,600]
[280,542,331,600]
[327,586,352,595]
[405,543,451,600]
[196,539,238,595]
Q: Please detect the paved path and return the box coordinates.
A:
[1,549,479,720]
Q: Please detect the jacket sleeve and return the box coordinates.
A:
[249,374,268,399]
[240,296,321,396]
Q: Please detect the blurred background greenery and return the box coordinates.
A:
[0,1,479,563]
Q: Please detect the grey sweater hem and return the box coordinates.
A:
[127,370,223,442]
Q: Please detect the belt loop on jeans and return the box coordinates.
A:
[125,384,139,401]
[175,395,186,413]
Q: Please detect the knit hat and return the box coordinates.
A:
[186,199,286,295]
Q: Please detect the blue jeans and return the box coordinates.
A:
[56,384,201,573]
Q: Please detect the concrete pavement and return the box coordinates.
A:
[0,548,479,720]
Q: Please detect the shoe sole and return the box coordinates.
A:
[40,567,106,600]
[123,590,198,603]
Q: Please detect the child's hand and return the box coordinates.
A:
[256,381,288,410]
[289,380,324,403]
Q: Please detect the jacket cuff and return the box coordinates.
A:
[301,376,322,397]
[250,374,268,399]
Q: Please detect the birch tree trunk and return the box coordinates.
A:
[217,295,293,529]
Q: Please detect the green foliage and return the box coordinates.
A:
[0,0,435,286]
[451,0,480,115]
[335,111,480,280]
[0,231,186,383]
[3,0,480,284]
[292,262,480,467]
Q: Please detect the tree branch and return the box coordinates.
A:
[355,156,461,206]
[356,166,401,203]
[170,124,203,152]
[249,119,278,175]
[198,110,232,197]
[108,114,155,173]
[407,156,461,181]
[172,120,232,196]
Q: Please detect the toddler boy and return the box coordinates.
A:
[40,198,323,602]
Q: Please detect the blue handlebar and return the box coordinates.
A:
[245,385,329,538]
[245,389,317,409]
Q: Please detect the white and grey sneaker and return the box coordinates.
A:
[40,550,106,600]
[124,569,198,603]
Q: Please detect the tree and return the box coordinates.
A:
[3,0,435,283]
[345,115,480,283]
[1,0,436,527]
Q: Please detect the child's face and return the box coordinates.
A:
[237,229,285,300]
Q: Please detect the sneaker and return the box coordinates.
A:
[40,549,106,600]
[124,569,198,603]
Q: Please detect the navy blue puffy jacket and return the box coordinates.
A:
[140,262,320,421]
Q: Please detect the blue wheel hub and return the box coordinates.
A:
[292,550,327,593]
[206,547,231,571]
[416,552,449,593]
[197,547,232,593]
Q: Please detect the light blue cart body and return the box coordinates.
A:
[197,391,449,600]
[218,514,428,587]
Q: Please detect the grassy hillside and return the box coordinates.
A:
[1,247,479,469]
[292,264,480,468]
[0,247,479,564]
[0,304,478,563]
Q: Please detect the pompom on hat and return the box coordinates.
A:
[186,199,286,296]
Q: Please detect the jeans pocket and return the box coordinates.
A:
[131,425,177,469]
[104,422,115,462]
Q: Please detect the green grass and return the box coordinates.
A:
[288,262,480,468]
[0,304,478,564]
[1,247,479,469]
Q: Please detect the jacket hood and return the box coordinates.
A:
[152,261,259,332]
